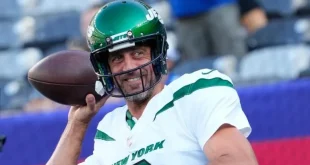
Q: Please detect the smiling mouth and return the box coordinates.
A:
[126,77,141,82]
[123,77,143,91]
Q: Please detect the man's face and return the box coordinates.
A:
[108,46,156,102]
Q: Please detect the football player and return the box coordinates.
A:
[47,0,258,165]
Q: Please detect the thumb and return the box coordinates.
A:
[95,94,110,110]
[85,94,96,112]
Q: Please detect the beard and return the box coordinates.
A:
[118,70,156,103]
[125,86,155,103]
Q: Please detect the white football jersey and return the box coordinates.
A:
[79,69,251,165]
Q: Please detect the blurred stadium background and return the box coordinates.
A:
[0,0,310,164]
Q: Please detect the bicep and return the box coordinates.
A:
[203,124,258,165]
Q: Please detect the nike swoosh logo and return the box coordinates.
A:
[202,70,215,75]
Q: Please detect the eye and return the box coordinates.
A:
[110,54,123,63]
[133,50,144,58]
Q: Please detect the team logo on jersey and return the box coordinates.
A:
[113,140,165,165]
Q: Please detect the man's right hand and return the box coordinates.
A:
[68,94,109,125]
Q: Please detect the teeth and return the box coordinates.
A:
[127,77,140,82]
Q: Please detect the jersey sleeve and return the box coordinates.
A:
[78,111,116,165]
[78,131,107,165]
[180,70,251,150]
[78,154,101,165]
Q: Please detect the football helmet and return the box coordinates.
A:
[87,0,169,97]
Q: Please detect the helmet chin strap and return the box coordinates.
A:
[95,80,106,96]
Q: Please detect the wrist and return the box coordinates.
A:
[67,119,90,130]
[64,120,89,142]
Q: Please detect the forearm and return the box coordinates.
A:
[47,121,89,165]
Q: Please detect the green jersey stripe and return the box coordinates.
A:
[95,129,115,141]
[153,78,233,121]
[126,110,136,130]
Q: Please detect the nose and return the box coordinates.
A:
[122,54,137,72]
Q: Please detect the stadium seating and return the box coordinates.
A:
[238,44,310,84]
[0,48,43,110]
[24,11,81,46]
[20,0,92,16]
[171,57,216,75]
[295,0,310,16]
[246,18,310,50]
[0,48,43,79]
[257,0,295,18]
[0,0,21,20]
[0,21,19,50]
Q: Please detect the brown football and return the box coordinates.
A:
[28,50,104,106]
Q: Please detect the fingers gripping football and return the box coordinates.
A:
[68,94,109,124]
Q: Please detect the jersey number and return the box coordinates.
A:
[134,159,151,165]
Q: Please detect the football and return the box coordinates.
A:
[28,50,104,106]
